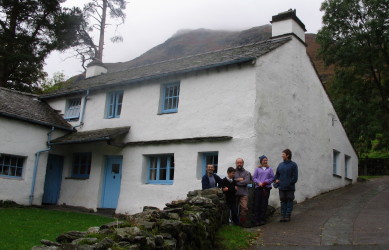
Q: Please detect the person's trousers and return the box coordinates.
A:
[254,187,270,223]
[279,190,295,216]
[226,202,239,225]
[236,195,248,217]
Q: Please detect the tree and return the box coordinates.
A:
[74,0,126,69]
[317,0,389,156]
[0,0,83,91]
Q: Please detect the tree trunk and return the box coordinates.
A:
[97,0,107,61]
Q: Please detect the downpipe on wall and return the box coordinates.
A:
[29,127,55,206]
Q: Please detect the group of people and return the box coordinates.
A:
[201,149,298,226]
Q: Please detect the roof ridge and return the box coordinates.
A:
[111,38,290,73]
[0,87,39,97]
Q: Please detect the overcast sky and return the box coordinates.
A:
[44,0,325,79]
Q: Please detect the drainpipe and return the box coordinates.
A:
[73,90,90,129]
[29,127,55,205]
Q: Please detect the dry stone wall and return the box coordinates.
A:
[32,188,229,250]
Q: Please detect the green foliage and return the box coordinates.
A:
[36,71,67,94]
[317,0,389,156]
[358,175,382,180]
[0,0,83,92]
[0,207,114,250]
[215,225,258,250]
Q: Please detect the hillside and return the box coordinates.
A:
[104,25,333,86]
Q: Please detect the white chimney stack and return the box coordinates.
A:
[85,59,107,78]
[271,9,306,42]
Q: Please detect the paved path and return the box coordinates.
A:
[248,176,389,249]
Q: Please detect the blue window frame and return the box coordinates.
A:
[147,154,174,184]
[0,154,24,178]
[72,152,92,178]
[333,150,340,175]
[64,98,81,120]
[202,152,218,176]
[161,83,180,113]
[105,90,123,118]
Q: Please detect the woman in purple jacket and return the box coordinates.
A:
[252,155,275,226]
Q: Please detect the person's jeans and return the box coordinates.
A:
[279,190,295,216]
[236,195,248,217]
[254,187,270,223]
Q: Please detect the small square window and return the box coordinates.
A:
[72,152,92,178]
[146,154,174,184]
[105,91,123,119]
[202,152,219,176]
[0,154,25,178]
[161,83,180,113]
[64,98,81,120]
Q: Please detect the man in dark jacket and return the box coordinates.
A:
[201,164,222,190]
[275,149,298,222]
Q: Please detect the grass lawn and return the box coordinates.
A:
[215,224,259,250]
[0,207,114,250]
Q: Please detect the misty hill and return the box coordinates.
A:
[104,24,333,85]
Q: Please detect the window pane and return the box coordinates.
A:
[159,168,167,180]
[10,166,16,176]
[162,83,180,112]
[64,98,81,119]
[3,166,9,175]
[4,156,10,166]
[150,169,157,180]
[148,155,174,183]
[72,153,91,178]
[169,156,175,180]
[0,154,24,177]
[16,167,22,177]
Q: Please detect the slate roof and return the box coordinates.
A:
[0,87,73,131]
[40,37,291,99]
[51,126,130,145]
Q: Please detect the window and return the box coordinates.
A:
[0,154,24,178]
[64,98,81,120]
[345,155,351,179]
[72,152,92,178]
[147,154,174,184]
[202,152,218,176]
[333,150,340,176]
[105,90,123,118]
[161,82,180,113]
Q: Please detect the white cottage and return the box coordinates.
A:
[0,10,357,214]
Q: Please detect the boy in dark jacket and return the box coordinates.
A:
[221,167,239,225]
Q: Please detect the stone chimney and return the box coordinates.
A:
[85,59,107,78]
[270,9,306,42]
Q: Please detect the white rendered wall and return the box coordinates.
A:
[0,117,66,205]
[253,37,357,208]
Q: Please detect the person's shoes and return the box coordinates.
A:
[279,216,287,222]
[285,215,291,222]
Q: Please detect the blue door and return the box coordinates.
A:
[101,156,123,208]
[42,154,64,204]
